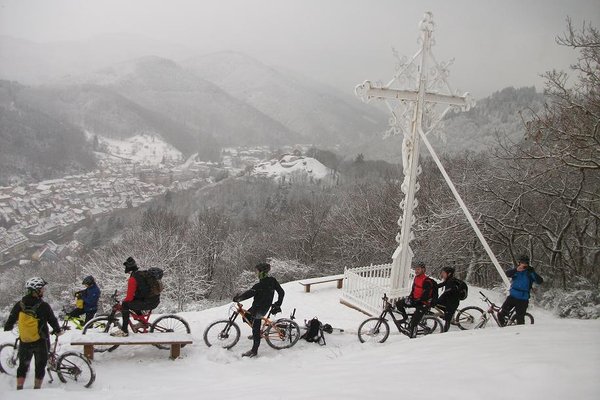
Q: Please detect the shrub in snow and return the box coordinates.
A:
[538,288,600,319]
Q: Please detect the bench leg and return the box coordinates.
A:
[304,284,311,293]
[83,345,94,360]
[170,343,181,360]
[337,279,343,289]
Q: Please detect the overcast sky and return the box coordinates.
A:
[1,0,599,98]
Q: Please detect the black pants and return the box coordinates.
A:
[121,297,159,332]
[396,298,427,337]
[67,308,96,324]
[498,296,529,325]
[17,339,48,380]
[246,308,265,353]
[436,299,459,332]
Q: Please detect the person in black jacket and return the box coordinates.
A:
[435,266,462,332]
[233,262,284,358]
[3,277,62,390]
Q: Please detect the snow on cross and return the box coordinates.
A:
[345,12,509,315]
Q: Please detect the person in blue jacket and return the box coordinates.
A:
[498,255,543,325]
[67,275,101,324]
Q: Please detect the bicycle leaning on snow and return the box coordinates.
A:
[357,294,443,343]
[0,319,95,388]
[454,291,534,330]
[203,302,301,350]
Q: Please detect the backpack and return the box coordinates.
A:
[426,277,438,305]
[135,268,164,298]
[301,318,326,345]
[456,279,468,301]
[18,301,42,343]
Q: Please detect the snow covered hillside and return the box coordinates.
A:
[1,280,598,400]
[91,133,183,165]
[253,155,331,181]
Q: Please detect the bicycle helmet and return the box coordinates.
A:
[82,275,95,286]
[123,256,138,273]
[26,277,47,291]
[441,266,455,276]
[255,262,271,273]
[413,260,426,269]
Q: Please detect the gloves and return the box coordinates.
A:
[52,329,64,337]
[233,294,241,303]
[271,304,282,315]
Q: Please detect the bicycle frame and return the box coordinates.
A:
[103,290,154,333]
[376,295,423,336]
[230,302,274,337]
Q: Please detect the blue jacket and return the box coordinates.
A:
[506,267,543,300]
[81,284,101,312]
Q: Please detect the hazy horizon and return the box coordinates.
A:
[1,0,599,99]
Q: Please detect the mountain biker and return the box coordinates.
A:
[435,266,462,332]
[111,257,160,337]
[395,260,435,338]
[67,275,101,324]
[3,277,63,390]
[233,262,285,358]
[498,255,544,326]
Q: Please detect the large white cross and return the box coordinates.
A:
[355,12,510,294]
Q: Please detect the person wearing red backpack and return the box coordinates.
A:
[395,260,436,338]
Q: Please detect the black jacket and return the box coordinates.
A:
[436,277,461,308]
[3,294,61,341]
[235,276,285,316]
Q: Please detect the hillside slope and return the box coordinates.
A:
[0,280,597,399]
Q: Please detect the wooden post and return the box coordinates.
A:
[83,344,94,361]
[337,279,343,289]
[170,343,181,360]
[304,284,311,293]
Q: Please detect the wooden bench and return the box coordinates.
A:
[71,333,193,360]
[299,274,345,293]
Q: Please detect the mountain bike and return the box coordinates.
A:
[357,294,443,343]
[455,291,534,330]
[0,320,95,388]
[203,303,301,350]
[81,290,190,352]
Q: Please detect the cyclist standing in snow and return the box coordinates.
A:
[497,255,543,325]
[233,262,285,358]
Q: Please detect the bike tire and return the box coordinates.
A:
[455,306,485,330]
[0,343,18,376]
[203,320,241,349]
[508,312,535,326]
[82,316,121,352]
[415,316,443,337]
[264,318,301,350]
[150,315,192,350]
[56,351,96,388]
[358,317,390,343]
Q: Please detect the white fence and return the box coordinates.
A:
[341,263,413,316]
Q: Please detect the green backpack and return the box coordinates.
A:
[18,301,42,343]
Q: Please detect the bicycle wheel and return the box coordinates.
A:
[358,318,390,343]
[82,316,120,352]
[0,343,19,376]
[264,318,301,350]
[415,316,443,337]
[150,315,192,350]
[455,306,485,330]
[203,320,241,349]
[56,351,95,388]
[507,312,535,326]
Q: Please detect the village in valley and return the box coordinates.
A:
[0,142,329,269]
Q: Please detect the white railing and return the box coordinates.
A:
[341,263,413,316]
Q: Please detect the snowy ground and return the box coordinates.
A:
[1,280,598,400]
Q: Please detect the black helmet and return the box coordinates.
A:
[123,257,138,273]
[413,260,426,269]
[518,255,530,265]
[441,266,455,276]
[82,275,95,286]
[255,262,271,273]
